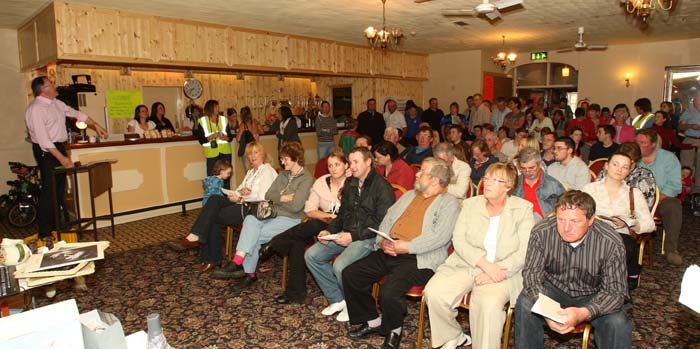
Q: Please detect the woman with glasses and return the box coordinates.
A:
[212,142,314,290]
[610,104,636,143]
[425,162,535,349]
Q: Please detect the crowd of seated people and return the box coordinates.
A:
[164,93,697,349]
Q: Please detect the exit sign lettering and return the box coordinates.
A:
[531,52,548,61]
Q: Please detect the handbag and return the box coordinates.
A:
[243,200,277,220]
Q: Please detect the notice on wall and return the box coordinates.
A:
[106,90,142,118]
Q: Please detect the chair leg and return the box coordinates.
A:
[648,239,653,268]
[581,324,592,349]
[417,296,426,349]
[502,306,514,349]
[225,226,233,260]
[372,282,380,305]
[281,256,288,290]
[661,230,666,255]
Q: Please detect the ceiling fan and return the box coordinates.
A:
[556,27,608,53]
[440,0,524,21]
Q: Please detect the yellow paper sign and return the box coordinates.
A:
[106,90,142,118]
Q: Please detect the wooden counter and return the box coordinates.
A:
[66,131,330,227]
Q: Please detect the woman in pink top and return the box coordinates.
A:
[610,103,636,143]
[373,141,415,199]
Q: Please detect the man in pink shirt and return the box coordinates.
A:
[25,76,108,238]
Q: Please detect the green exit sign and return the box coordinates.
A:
[531,52,548,61]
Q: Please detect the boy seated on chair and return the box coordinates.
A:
[515,191,632,349]
[341,157,459,349]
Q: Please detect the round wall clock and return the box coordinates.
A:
[183,78,203,100]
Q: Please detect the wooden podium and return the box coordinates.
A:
[53,161,116,241]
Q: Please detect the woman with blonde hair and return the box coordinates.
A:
[169,141,278,272]
[424,162,535,349]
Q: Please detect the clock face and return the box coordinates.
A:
[183,79,203,100]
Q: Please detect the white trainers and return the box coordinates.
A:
[321,300,346,316]
[336,307,349,322]
[441,332,471,349]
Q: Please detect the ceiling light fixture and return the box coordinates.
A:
[492,36,517,70]
[364,0,403,50]
[623,0,673,22]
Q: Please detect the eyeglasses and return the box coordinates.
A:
[519,165,539,173]
[482,177,507,185]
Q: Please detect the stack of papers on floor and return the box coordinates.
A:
[13,241,109,289]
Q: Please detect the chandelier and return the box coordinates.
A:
[623,0,674,22]
[492,36,517,70]
[364,0,403,50]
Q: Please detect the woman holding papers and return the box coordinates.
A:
[581,151,654,289]
[170,142,277,272]
[424,162,534,349]
[259,151,348,304]
[211,142,313,290]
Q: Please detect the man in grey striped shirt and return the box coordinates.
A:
[515,191,632,349]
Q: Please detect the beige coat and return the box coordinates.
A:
[443,195,535,304]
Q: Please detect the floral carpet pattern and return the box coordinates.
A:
[3,207,699,348]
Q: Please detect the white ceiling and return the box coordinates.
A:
[3,0,700,53]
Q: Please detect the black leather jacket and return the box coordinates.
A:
[327,169,395,241]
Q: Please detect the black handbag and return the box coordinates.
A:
[243,200,277,220]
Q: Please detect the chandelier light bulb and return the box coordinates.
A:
[507,53,518,62]
[497,52,506,60]
[365,26,377,39]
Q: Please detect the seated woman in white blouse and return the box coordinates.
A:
[127,104,156,136]
[582,151,655,289]
[168,142,278,272]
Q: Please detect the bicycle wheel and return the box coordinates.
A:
[8,201,37,228]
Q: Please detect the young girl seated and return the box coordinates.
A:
[202,160,233,205]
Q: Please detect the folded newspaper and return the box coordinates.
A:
[13,242,109,288]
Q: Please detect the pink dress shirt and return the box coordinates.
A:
[25,96,88,151]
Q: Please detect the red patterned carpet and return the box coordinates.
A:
[2,207,699,348]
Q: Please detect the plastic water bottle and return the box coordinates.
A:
[147,313,170,349]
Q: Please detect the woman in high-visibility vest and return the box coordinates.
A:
[195,99,232,187]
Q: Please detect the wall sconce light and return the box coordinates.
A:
[562,67,570,77]
[624,73,631,87]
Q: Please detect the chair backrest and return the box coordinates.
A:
[410,163,421,174]
[465,181,475,198]
[391,183,408,194]
[650,185,660,217]
[590,170,597,182]
[588,158,607,176]
[477,179,484,195]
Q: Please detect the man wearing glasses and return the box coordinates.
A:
[547,136,591,190]
[514,147,566,221]
[401,126,434,165]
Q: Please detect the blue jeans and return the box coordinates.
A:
[317,142,336,160]
[514,281,632,349]
[236,215,300,273]
[304,239,374,304]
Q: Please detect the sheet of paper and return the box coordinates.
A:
[318,234,339,241]
[531,293,567,324]
[368,227,395,242]
[221,188,236,196]
[679,264,700,313]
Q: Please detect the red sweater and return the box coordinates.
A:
[650,125,693,151]
[375,159,415,199]
[566,117,596,143]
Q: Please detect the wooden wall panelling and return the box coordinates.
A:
[18,22,37,69]
[35,4,58,66]
[287,36,336,73]
[336,45,373,76]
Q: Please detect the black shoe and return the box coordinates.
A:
[276,294,305,304]
[259,243,277,262]
[348,324,381,339]
[211,262,245,279]
[232,275,258,290]
[381,332,402,349]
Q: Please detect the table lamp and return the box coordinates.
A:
[75,121,88,143]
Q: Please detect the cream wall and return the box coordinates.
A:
[432,38,700,112]
[0,29,34,193]
[423,49,483,110]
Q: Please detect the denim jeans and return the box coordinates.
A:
[317,142,336,160]
[514,281,632,349]
[236,215,300,273]
[304,238,374,304]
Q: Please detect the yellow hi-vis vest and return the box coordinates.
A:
[632,112,654,130]
[199,115,231,157]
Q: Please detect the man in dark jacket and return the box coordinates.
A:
[305,146,395,322]
[357,98,385,147]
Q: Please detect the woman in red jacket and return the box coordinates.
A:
[373,141,414,199]
[651,110,693,152]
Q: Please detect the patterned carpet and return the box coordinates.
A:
[1,207,699,349]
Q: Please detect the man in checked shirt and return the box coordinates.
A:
[515,190,632,349]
